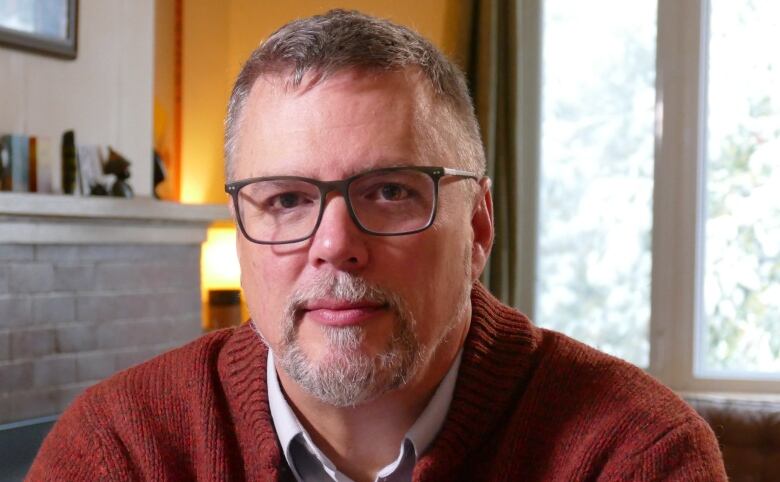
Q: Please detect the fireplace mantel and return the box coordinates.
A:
[0,193,229,244]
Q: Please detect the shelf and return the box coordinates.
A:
[0,193,230,245]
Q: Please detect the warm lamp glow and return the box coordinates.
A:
[201,224,241,298]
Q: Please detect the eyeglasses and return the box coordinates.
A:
[225,166,481,245]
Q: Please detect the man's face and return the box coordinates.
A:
[233,69,492,406]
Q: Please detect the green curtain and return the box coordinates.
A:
[466,0,541,315]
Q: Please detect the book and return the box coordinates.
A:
[34,136,62,194]
[61,130,78,194]
[12,135,29,192]
[29,137,38,192]
[0,135,11,190]
[0,135,30,192]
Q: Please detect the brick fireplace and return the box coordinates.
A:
[0,194,227,425]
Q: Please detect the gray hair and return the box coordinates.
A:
[224,9,485,181]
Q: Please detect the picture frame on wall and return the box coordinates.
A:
[0,0,78,59]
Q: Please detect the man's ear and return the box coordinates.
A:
[470,177,494,282]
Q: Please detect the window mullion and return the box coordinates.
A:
[649,0,708,390]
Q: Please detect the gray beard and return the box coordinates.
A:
[275,272,423,407]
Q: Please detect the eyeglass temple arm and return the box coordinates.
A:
[441,167,484,180]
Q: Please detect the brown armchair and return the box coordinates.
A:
[684,394,780,482]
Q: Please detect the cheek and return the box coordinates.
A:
[395,226,472,341]
[238,241,301,346]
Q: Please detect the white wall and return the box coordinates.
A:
[0,0,154,197]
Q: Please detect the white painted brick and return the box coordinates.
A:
[56,323,97,353]
[111,292,156,320]
[10,388,58,421]
[57,381,94,408]
[32,294,76,324]
[95,262,157,291]
[77,245,145,261]
[34,245,81,262]
[79,245,197,261]
[76,351,117,382]
[0,295,32,327]
[169,317,203,343]
[10,328,56,359]
[145,245,200,262]
[33,356,77,388]
[0,360,34,392]
[76,293,116,323]
[0,330,9,361]
[115,345,169,372]
[96,319,172,350]
[0,246,34,261]
[150,262,200,290]
[0,394,12,424]
[79,244,168,262]
[96,321,142,349]
[152,290,201,318]
[8,263,55,293]
[0,265,8,292]
[53,263,95,292]
[138,320,173,346]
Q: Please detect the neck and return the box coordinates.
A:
[276,319,468,482]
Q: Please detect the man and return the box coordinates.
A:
[29,10,726,481]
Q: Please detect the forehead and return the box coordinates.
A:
[233,69,437,180]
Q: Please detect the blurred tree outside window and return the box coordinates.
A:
[537,0,657,367]
[702,0,780,375]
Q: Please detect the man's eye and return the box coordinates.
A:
[267,192,309,209]
[376,183,410,201]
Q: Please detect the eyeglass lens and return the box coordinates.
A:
[236,168,436,243]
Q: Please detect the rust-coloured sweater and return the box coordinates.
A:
[27,284,726,481]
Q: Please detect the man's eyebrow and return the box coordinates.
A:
[247,158,416,180]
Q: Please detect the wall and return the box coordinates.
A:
[0,243,202,424]
[0,0,155,197]
[178,0,469,205]
[154,0,178,200]
[179,0,231,204]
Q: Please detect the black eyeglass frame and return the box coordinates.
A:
[225,166,482,245]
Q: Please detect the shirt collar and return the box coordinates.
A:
[267,348,463,477]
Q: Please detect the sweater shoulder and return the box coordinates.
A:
[532,328,702,430]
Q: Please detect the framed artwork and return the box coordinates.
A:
[0,0,78,59]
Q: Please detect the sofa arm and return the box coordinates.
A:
[683,394,780,482]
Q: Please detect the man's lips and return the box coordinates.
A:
[301,299,386,326]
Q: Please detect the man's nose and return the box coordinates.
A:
[308,194,369,271]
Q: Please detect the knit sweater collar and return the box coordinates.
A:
[217,282,539,481]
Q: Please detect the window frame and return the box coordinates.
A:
[520,0,780,394]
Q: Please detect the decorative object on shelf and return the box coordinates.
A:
[104,148,133,198]
[61,130,78,194]
[2,130,133,198]
[0,0,78,59]
[207,289,242,330]
[77,145,115,196]
[153,150,167,199]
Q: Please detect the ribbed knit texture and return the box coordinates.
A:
[27,283,727,481]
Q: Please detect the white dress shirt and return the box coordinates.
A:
[267,349,462,482]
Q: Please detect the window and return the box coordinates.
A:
[700,0,780,377]
[537,0,657,367]
[523,0,780,392]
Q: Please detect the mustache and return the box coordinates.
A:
[283,272,403,326]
